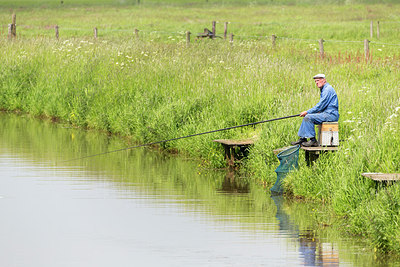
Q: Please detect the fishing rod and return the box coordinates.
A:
[62,114,300,163]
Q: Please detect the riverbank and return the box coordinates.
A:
[1,1,400,254]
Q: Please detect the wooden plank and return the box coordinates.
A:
[362,173,400,181]
[213,139,254,146]
[301,146,339,152]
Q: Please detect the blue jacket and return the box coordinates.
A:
[307,83,339,118]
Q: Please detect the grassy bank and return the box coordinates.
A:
[1,1,400,254]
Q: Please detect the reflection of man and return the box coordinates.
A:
[291,74,339,147]
[271,196,318,265]
[299,231,317,266]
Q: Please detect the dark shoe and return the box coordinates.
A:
[302,139,319,147]
[291,138,306,146]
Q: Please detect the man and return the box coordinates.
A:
[291,74,339,147]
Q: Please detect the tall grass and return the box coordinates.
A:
[1,1,400,254]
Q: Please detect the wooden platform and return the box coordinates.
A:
[213,139,254,167]
[213,139,254,146]
[300,146,339,152]
[361,173,400,181]
[301,146,338,166]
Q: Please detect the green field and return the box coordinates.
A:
[1,0,400,255]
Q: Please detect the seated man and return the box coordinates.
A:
[291,74,339,147]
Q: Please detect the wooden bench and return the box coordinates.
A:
[213,139,254,167]
[362,173,400,182]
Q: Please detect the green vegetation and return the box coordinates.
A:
[1,0,400,255]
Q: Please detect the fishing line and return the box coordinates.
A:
[61,114,300,163]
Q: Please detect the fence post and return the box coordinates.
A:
[94,27,98,39]
[212,21,216,39]
[8,24,14,39]
[11,13,16,37]
[135,29,139,40]
[224,22,228,39]
[370,20,373,38]
[377,21,380,39]
[55,25,59,39]
[364,39,370,61]
[319,39,325,59]
[186,31,191,46]
[271,34,276,47]
[229,33,234,45]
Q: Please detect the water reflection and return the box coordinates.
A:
[272,196,339,266]
[217,171,250,194]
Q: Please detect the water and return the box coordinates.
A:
[0,113,396,266]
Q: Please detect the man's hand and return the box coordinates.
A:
[300,111,308,117]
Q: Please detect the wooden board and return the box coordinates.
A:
[301,146,339,152]
[213,139,254,146]
[361,173,400,181]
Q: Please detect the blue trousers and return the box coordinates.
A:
[298,113,339,139]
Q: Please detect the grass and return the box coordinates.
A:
[1,0,400,255]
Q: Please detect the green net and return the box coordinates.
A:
[270,145,300,195]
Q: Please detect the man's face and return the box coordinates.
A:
[314,78,326,88]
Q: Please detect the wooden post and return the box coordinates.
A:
[55,25,59,39]
[377,21,380,39]
[364,39,370,61]
[229,33,233,45]
[370,20,373,38]
[212,21,216,39]
[94,27,98,39]
[8,24,13,39]
[11,13,16,37]
[186,31,191,46]
[271,34,276,47]
[224,22,228,39]
[135,29,139,40]
[319,39,324,59]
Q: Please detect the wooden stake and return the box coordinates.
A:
[11,13,16,37]
[94,27,98,39]
[377,21,380,39]
[370,20,373,38]
[135,29,139,40]
[55,25,59,39]
[319,39,325,59]
[271,34,276,47]
[224,22,228,39]
[8,24,13,39]
[364,39,370,61]
[186,31,191,46]
[229,33,233,45]
[212,21,216,39]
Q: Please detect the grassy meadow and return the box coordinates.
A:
[1,0,400,254]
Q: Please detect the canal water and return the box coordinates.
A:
[0,113,396,266]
